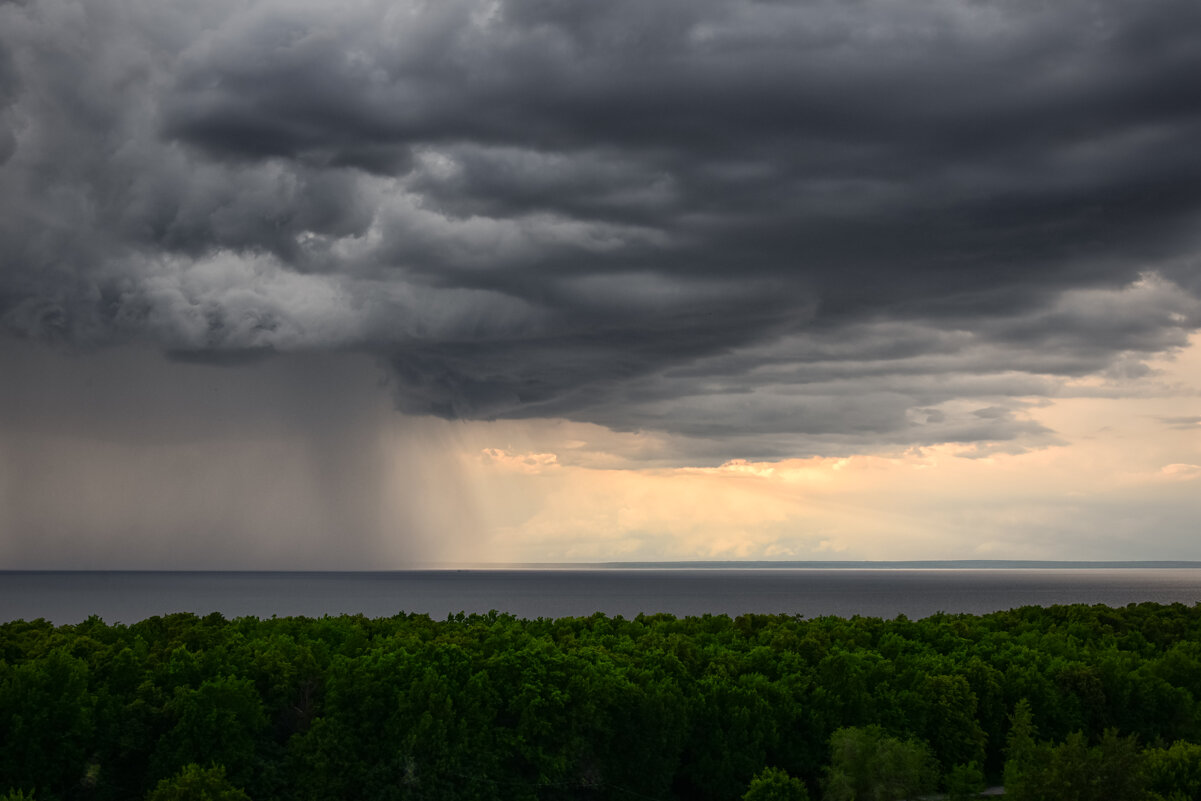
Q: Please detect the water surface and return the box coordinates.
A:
[3,568,1201,624]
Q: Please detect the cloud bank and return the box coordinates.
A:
[3,0,1200,457]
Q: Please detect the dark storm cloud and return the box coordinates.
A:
[2,0,1200,455]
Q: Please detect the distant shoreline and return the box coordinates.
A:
[5,560,1201,574]
[479,559,1201,570]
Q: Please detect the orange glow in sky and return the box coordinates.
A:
[448,335,1201,563]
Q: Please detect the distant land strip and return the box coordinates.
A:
[461,559,1201,570]
[7,561,1201,575]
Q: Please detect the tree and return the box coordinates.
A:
[945,762,985,801]
[1005,726,1147,801]
[913,674,987,771]
[744,767,810,801]
[1091,728,1147,801]
[1003,699,1040,801]
[0,649,94,798]
[149,676,267,793]
[823,726,937,801]
[146,764,250,801]
[1145,740,1201,801]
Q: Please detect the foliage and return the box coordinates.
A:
[0,603,1200,800]
[1004,725,1147,801]
[146,764,250,801]
[1145,740,1201,801]
[744,767,810,801]
[945,762,985,801]
[1003,698,1039,801]
[823,726,937,801]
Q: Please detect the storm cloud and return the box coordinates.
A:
[3,0,1200,456]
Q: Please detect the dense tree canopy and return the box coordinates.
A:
[2,603,1201,800]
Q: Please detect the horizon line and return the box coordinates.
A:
[6,559,1201,573]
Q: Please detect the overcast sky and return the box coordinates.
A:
[1,0,1199,566]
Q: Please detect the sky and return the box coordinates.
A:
[1,0,1200,568]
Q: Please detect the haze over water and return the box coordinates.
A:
[4,567,1201,625]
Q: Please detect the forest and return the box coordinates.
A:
[3,602,1201,801]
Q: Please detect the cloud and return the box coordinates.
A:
[460,356,1201,561]
[1159,463,1201,481]
[1,0,1200,456]
[1158,416,1201,430]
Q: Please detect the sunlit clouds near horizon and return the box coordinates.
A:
[1,0,1200,567]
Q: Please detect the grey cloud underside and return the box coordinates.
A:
[2,0,1200,456]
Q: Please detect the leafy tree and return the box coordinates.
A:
[149,676,267,794]
[1092,728,1149,801]
[0,648,94,798]
[945,762,985,801]
[146,764,250,801]
[677,672,781,801]
[1145,740,1201,801]
[912,674,987,771]
[744,767,810,801]
[823,726,936,801]
[1003,699,1040,801]
[1006,727,1146,801]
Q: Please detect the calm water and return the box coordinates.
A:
[3,569,1201,624]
